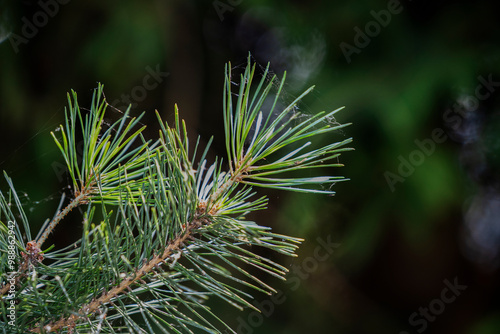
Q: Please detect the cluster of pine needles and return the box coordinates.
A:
[0,56,352,333]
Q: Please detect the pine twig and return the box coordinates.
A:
[30,216,206,333]
[36,192,90,248]
[1,57,352,333]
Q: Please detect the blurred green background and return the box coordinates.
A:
[1,0,500,333]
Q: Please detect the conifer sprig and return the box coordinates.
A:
[221,59,353,195]
[35,86,155,248]
[0,56,352,333]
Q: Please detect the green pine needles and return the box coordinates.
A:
[0,57,352,333]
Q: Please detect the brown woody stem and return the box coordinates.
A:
[36,192,89,248]
[30,219,202,333]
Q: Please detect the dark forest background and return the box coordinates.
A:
[1,0,500,333]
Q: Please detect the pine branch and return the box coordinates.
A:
[35,192,89,248]
[1,55,352,333]
[31,214,205,333]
